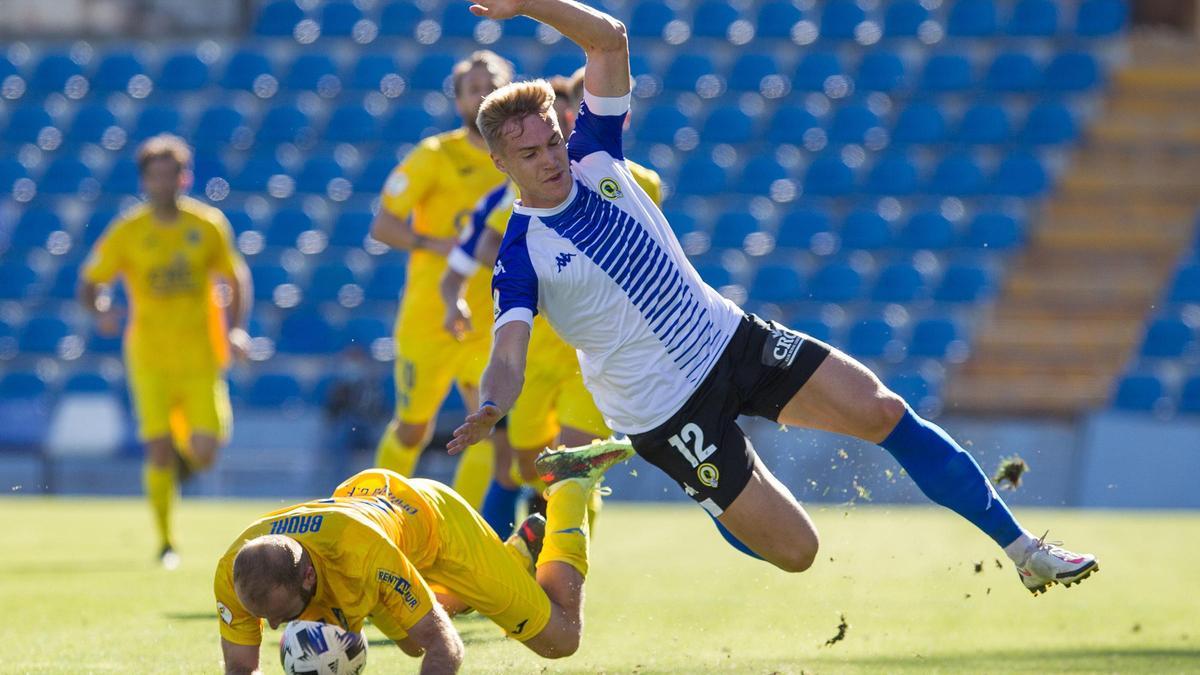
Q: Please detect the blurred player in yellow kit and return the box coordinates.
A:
[438,71,661,535]
[78,134,252,567]
[215,441,633,674]
[369,50,515,508]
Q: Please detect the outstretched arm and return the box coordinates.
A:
[446,321,530,454]
[468,0,629,97]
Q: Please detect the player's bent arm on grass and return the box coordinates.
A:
[220,638,261,675]
[447,321,530,453]
[405,605,466,674]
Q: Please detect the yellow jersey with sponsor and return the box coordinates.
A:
[380,128,506,340]
[213,480,442,646]
[80,196,241,375]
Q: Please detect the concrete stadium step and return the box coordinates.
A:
[945,375,1112,416]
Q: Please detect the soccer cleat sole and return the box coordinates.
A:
[535,440,635,486]
[1023,561,1099,596]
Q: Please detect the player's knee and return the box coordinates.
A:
[529,633,580,659]
[775,537,819,574]
[396,421,429,447]
[865,391,907,440]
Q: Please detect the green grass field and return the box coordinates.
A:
[5,497,1199,673]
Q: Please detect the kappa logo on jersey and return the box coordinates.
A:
[493,289,501,320]
[598,177,623,200]
[555,252,576,272]
[762,322,803,369]
[493,260,506,276]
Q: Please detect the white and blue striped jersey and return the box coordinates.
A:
[492,91,743,433]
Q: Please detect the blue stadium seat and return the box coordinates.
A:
[50,263,80,300]
[701,105,753,145]
[756,1,805,39]
[956,102,1011,145]
[841,210,892,250]
[295,157,344,194]
[320,1,364,37]
[847,318,893,358]
[750,265,804,303]
[1168,265,1200,303]
[0,372,46,399]
[330,211,372,248]
[728,53,780,92]
[193,105,245,144]
[966,212,1022,249]
[366,261,407,300]
[637,105,690,144]
[245,373,304,407]
[90,51,145,94]
[884,0,929,37]
[324,104,377,144]
[793,51,843,91]
[348,53,400,91]
[410,53,456,91]
[710,212,759,249]
[803,153,855,197]
[102,158,139,195]
[863,152,919,196]
[3,105,55,144]
[986,52,1041,92]
[807,262,862,303]
[902,211,955,249]
[1007,0,1058,36]
[379,2,421,37]
[820,0,866,40]
[277,310,343,354]
[663,53,716,92]
[266,209,314,247]
[693,262,732,288]
[1023,101,1077,144]
[9,208,63,249]
[737,154,788,195]
[928,152,985,196]
[81,207,117,247]
[935,264,991,302]
[693,0,740,38]
[157,51,209,92]
[993,151,1048,196]
[791,318,833,343]
[1178,376,1200,414]
[250,262,289,301]
[344,316,389,348]
[947,0,998,36]
[131,105,181,140]
[857,51,906,93]
[0,55,17,82]
[19,315,70,353]
[828,103,879,144]
[0,263,37,299]
[308,262,358,302]
[257,104,312,145]
[63,371,115,394]
[776,207,832,250]
[87,324,122,355]
[355,155,397,193]
[225,209,257,235]
[663,208,696,236]
[30,52,83,93]
[1043,52,1100,92]
[192,153,230,192]
[1141,318,1193,358]
[1075,0,1127,37]
[766,107,818,145]
[675,156,727,196]
[440,2,479,38]
[255,0,305,36]
[871,262,925,302]
[887,371,936,406]
[220,49,273,91]
[382,105,437,143]
[0,158,27,192]
[39,157,93,194]
[1112,374,1162,412]
[503,16,539,39]
[891,101,947,145]
[910,317,959,358]
[629,1,675,38]
[230,154,285,192]
[540,51,584,78]
[920,53,973,92]
[284,53,338,90]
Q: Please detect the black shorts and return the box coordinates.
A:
[627,314,829,515]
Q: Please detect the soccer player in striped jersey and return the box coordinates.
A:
[449,0,1097,596]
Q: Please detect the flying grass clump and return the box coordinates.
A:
[993,455,1030,490]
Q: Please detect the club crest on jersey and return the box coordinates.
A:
[217,602,233,625]
[555,252,576,272]
[697,462,719,488]
[598,177,623,200]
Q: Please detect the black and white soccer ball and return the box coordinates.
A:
[279,620,367,675]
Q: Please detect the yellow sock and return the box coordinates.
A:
[452,438,493,510]
[374,421,421,476]
[538,480,589,577]
[144,463,175,548]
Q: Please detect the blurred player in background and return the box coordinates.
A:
[78,133,252,568]
[215,441,632,674]
[369,50,515,509]
[439,72,661,536]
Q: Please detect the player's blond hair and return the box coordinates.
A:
[451,50,514,95]
[136,133,192,174]
[476,79,557,153]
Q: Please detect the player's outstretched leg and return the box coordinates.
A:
[1013,531,1098,595]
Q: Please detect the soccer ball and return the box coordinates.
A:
[279,620,368,675]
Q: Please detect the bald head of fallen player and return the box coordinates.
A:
[232,535,317,629]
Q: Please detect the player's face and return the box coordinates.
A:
[139,157,186,207]
[494,113,570,208]
[457,65,499,135]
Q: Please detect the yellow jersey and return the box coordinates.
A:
[380,128,506,341]
[80,196,242,375]
[213,478,442,646]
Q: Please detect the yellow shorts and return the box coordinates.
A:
[127,367,231,442]
[509,368,610,451]
[394,331,489,424]
[415,479,552,642]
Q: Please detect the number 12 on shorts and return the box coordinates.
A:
[668,422,716,468]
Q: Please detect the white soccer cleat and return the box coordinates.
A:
[1015,531,1098,596]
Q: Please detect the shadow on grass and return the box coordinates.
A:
[815,646,1200,672]
[163,612,214,621]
